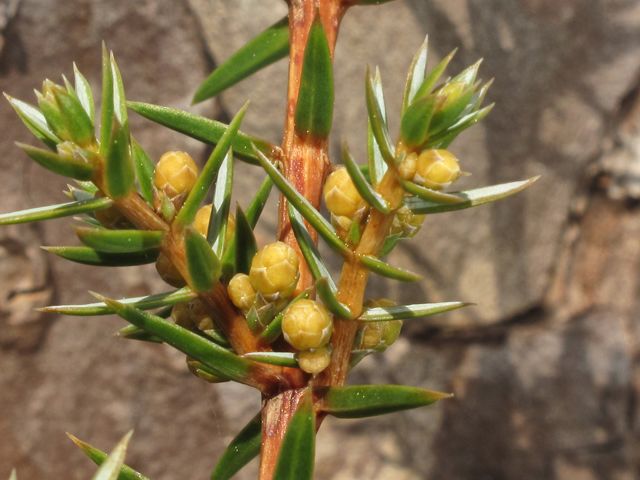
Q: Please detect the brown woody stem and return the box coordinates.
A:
[259,0,347,477]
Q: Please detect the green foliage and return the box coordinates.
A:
[68,433,149,480]
[256,147,349,256]
[17,142,95,180]
[359,255,423,282]
[0,197,111,225]
[185,227,221,292]
[294,11,334,139]
[176,102,247,226]
[342,142,389,213]
[405,177,540,214]
[194,16,290,104]
[319,385,452,418]
[43,246,159,267]
[75,227,164,253]
[210,414,262,480]
[128,102,273,165]
[359,301,473,321]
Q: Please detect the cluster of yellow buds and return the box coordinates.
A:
[323,167,367,238]
[282,299,333,374]
[226,242,300,330]
[399,149,462,190]
[355,299,403,352]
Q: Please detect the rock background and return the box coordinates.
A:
[1,0,640,479]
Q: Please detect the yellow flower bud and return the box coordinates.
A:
[297,347,331,375]
[390,206,426,238]
[398,152,418,181]
[227,273,257,312]
[171,301,195,330]
[438,81,466,110]
[323,167,366,217]
[189,298,215,332]
[249,242,300,298]
[193,204,235,244]
[92,192,128,229]
[414,149,461,190]
[282,299,332,350]
[357,299,402,350]
[154,151,199,198]
[156,252,187,288]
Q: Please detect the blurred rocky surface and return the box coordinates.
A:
[2,0,640,479]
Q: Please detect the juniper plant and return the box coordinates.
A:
[1,1,538,479]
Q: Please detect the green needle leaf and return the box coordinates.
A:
[315,277,353,319]
[367,119,386,187]
[209,150,234,257]
[273,388,315,480]
[43,246,159,267]
[318,385,452,418]
[68,433,149,480]
[74,63,95,125]
[42,287,195,316]
[365,66,395,166]
[359,301,473,321]
[400,94,437,148]
[194,16,290,104]
[294,10,334,140]
[177,102,247,226]
[404,177,539,214]
[242,352,298,368]
[288,203,353,319]
[342,141,389,214]
[234,205,258,275]
[100,43,114,157]
[8,469,16,480]
[17,142,94,180]
[427,86,475,136]
[116,326,164,344]
[4,94,61,150]
[451,59,482,88]
[380,232,402,257]
[402,35,428,114]
[52,87,94,147]
[287,204,335,289]
[210,413,262,480]
[105,117,135,198]
[185,227,221,293]
[131,137,155,205]
[91,431,133,480]
[75,227,164,253]
[359,255,423,283]
[426,104,494,149]
[127,102,275,166]
[413,49,457,101]
[93,293,270,389]
[258,287,313,344]
[94,295,262,388]
[256,148,349,256]
[221,176,272,279]
[399,178,464,204]
[110,53,128,136]
[0,197,112,225]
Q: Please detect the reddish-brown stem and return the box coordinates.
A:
[259,0,348,477]
[279,0,347,295]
